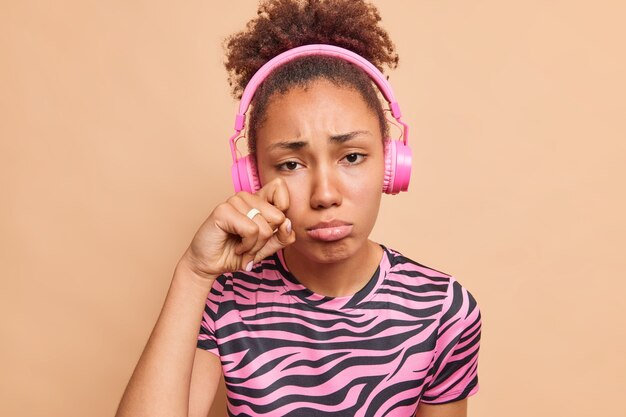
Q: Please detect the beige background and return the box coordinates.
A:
[1,1,625,416]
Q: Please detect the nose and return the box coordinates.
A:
[309,163,343,209]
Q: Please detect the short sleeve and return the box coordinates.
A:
[196,274,227,357]
[421,276,482,404]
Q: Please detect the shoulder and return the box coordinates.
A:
[383,246,481,319]
[383,246,454,296]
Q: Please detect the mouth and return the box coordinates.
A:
[306,220,353,242]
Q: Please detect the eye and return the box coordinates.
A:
[277,161,302,171]
[343,153,366,164]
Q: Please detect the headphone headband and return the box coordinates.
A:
[233,44,403,131]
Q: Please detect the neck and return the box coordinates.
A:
[282,240,383,297]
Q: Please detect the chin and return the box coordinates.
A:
[291,237,361,265]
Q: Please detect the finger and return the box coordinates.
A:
[213,205,260,256]
[237,193,286,231]
[253,218,296,263]
[244,215,274,258]
[227,195,276,256]
[229,193,285,230]
[257,177,290,213]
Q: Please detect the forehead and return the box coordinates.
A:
[256,79,381,145]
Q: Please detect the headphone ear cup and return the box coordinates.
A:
[383,139,412,194]
[246,156,261,193]
[232,155,261,193]
[383,139,397,194]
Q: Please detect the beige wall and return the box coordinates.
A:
[1,1,625,416]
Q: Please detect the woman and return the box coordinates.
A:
[116,1,481,416]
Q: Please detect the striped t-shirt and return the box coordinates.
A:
[197,245,481,416]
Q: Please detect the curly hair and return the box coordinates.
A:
[224,0,399,152]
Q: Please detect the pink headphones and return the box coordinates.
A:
[229,44,412,194]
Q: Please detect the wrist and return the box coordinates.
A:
[174,254,219,292]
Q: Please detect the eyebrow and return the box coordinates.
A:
[267,130,372,152]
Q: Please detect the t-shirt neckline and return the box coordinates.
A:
[272,244,391,311]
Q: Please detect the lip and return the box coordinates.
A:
[307,220,352,230]
[306,220,353,242]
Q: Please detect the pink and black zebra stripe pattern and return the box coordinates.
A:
[198,246,481,416]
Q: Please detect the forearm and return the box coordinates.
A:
[115,262,216,417]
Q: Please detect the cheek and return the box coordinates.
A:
[349,171,382,192]
[354,185,383,216]
[347,164,385,197]
[349,172,384,213]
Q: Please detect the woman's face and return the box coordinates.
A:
[256,78,385,265]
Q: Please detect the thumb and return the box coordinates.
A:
[253,218,295,263]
